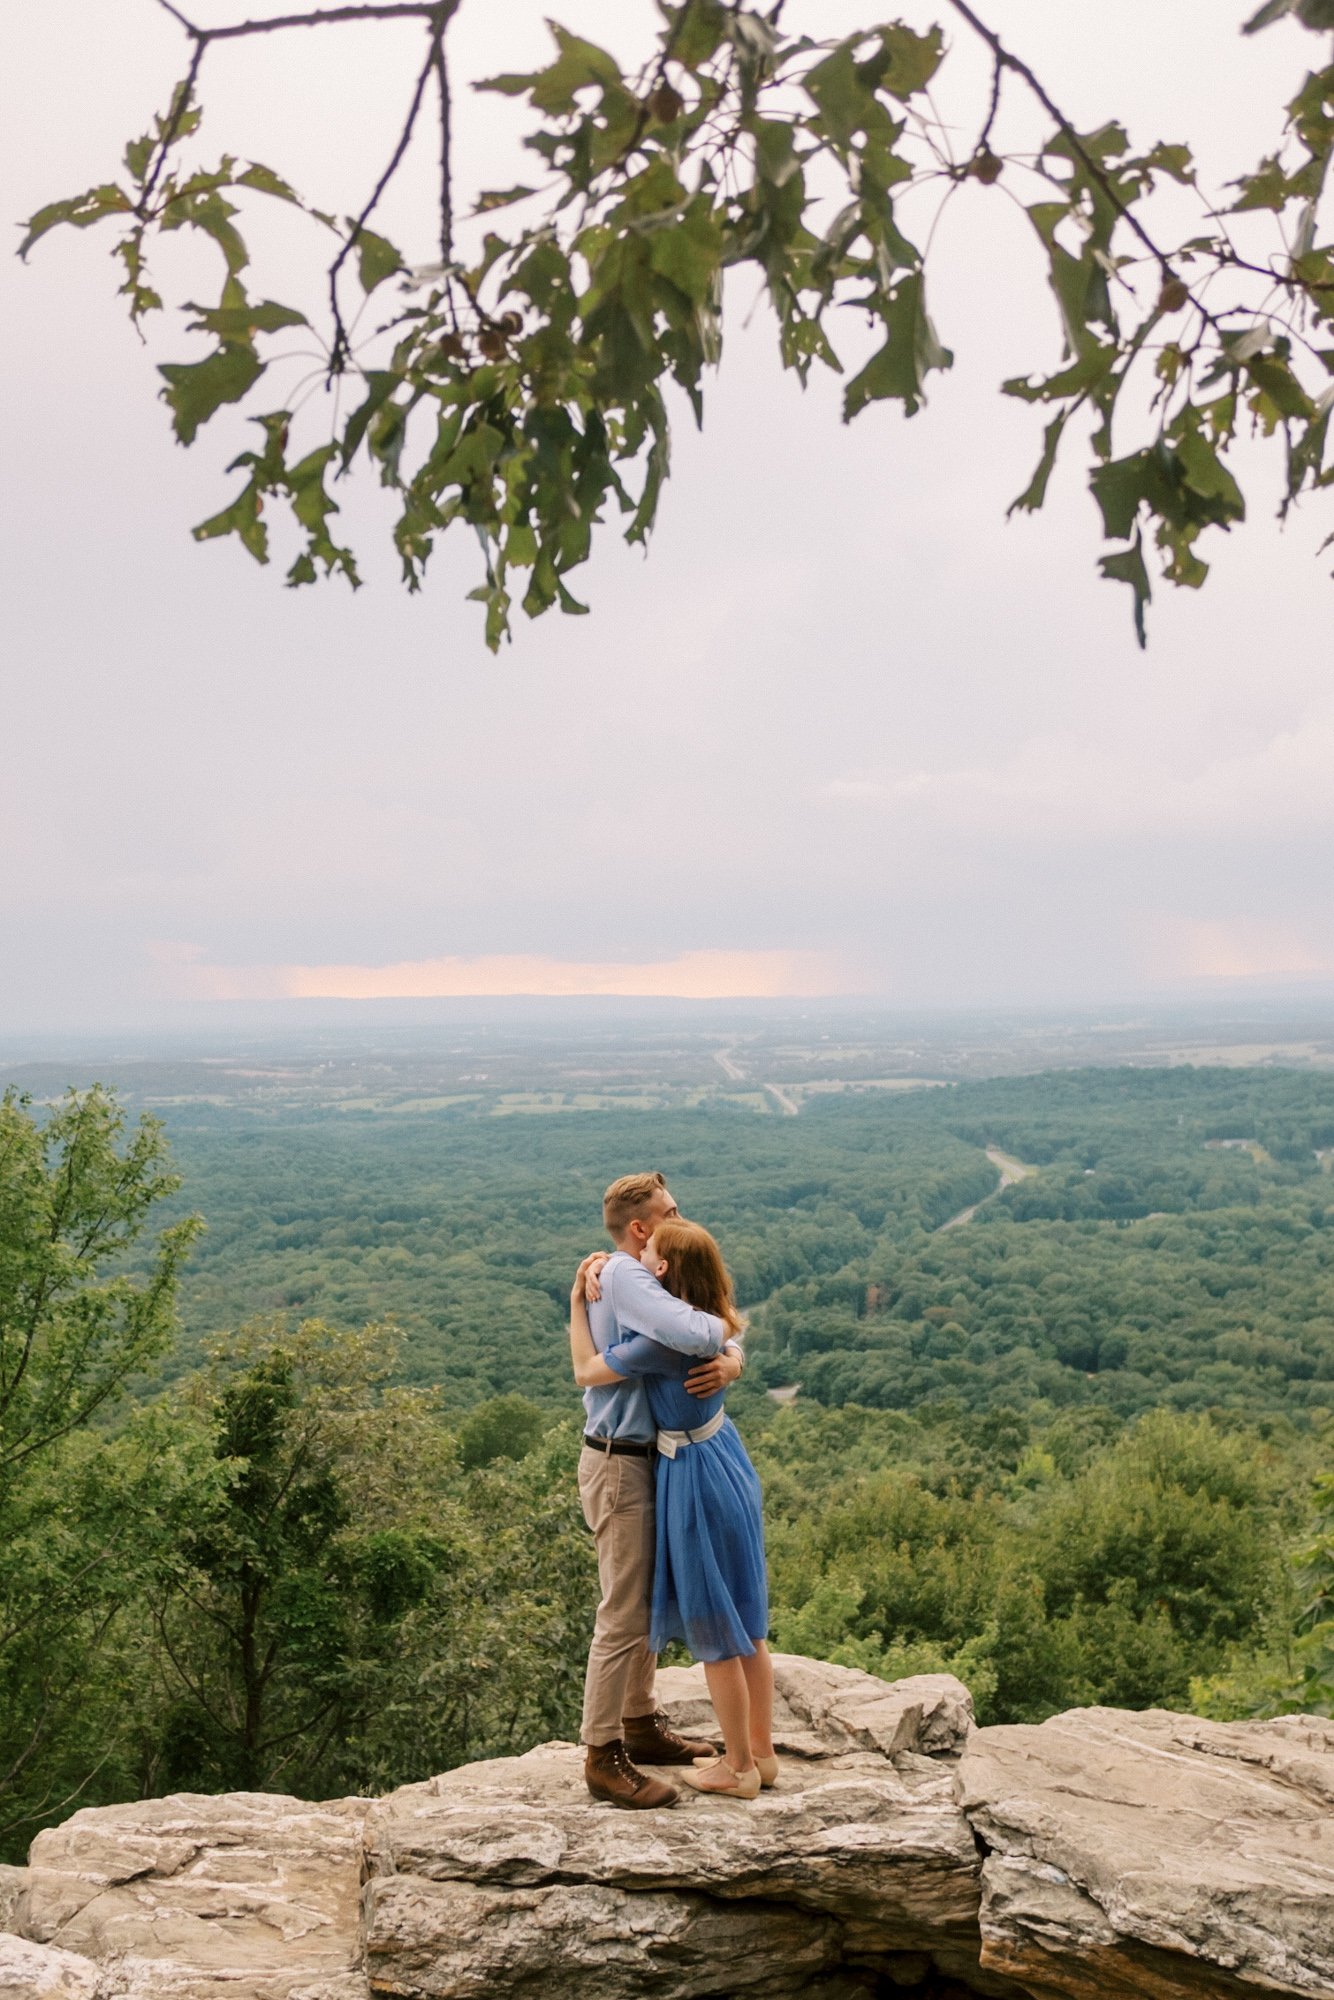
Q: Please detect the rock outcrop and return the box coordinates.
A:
[2,1655,1332,2000]
[958,1704,1334,2000]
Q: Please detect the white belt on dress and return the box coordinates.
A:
[656,1406,727,1460]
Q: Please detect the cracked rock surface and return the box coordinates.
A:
[2,1657,1332,2000]
[958,1704,1334,2000]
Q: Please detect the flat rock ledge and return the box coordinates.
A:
[2,1655,1332,2000]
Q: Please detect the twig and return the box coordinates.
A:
[434,34,452,267]
[326,14,450,371]
[617,0,702,174]
[975,53,1002,161]
[946,0,1175,280]
[142,0,457,220]
[169,2,448,41]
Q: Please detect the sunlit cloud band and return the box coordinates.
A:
[155,947,848,1002]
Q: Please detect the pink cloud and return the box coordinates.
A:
[158,948,849,1002]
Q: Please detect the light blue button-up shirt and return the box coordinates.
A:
[583,1252,728,1442]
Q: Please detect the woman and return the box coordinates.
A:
[570,1217,776,1800]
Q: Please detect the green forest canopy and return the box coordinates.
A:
[21,0,1334,644]
[141,1064,1334,1421]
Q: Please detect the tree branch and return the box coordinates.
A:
[164,2,449,41]
[326,4,458,371]
[433,32,452,268]
[975,53,1002,163]
[946,0,1175,280]
[154,0,200,31]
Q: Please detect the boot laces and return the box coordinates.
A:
[608,1741,646,1790]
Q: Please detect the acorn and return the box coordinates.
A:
[648,81,685,124]
[438,330,469,361]
[477,326,509,359]
[970,149,1002,185]
[499,310,524,335]
[1158,275,1189,314]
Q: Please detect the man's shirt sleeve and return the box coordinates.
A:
[607,1260,726,1356]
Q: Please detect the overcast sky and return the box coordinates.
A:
[4,0,1332,1030]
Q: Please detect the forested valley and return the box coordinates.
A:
[4,1057,1334,1862]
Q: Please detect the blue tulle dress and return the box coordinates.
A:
[604,1333,769,1663]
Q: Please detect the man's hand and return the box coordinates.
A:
[573,1251,611,1304]
[683,1347,743,1399]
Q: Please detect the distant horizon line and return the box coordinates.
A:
[10,983,1334,1049]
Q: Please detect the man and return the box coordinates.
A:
[574,1170,745,1808]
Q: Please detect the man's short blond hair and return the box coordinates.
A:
[602,1170,667,1238]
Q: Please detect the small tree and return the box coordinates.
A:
[139,1318,594,1797]
[1293,1469,1334,1712]
[0,1086,200,1475]
[0,1087,204,1850]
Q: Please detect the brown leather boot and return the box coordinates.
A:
[623,1710,719,1765]
[584,1740,679,1809]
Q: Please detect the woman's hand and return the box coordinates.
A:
[572,1251,611,1304]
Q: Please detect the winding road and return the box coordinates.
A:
[937,1146,1036,1230]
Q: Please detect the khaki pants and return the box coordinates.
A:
[578,1444,657,1746]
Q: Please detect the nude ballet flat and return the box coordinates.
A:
[696,1752,779,1789]
[682,1757,761,1800]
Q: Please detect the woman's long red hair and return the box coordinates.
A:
[653,1218,743,1339]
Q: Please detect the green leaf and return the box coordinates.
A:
[185,299,309,338]
[163,190,249,274]
[842,274,952,420]
[286,445,361,586]
[1230,156,1303,212]
[804,46,875,149]
[1002,345,1116,406]
[751,119,801,188]
[467,578,512,651]
[670,0,728,71]
[1142,141,1195,185]
[1099,532,1151,648]
[475,185,538,213]
[1244,0,1297,27]
[125,134,155,184]
[1009,413,1069,515]
[19,185,132,259]
[480,25,622,117]
[193,484,269,563]
[646,200,723,304]
[236,162,303,204]
[1090,452,1152,540]
[1246,352,1316,420]
[354,227,404,294]
[159,343,264,445]
[875,24,946,101]
[1174,424,1245,516]
[341,372,402,469]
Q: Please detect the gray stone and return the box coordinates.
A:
[959,1705,1334,1999]
[5,1661,1334,2000]
[0,1876,28,1939]
[0,1933,101,2000]
[361,1728,988,1997]
[656,1653,974,1763]
[15,1791,368,2000]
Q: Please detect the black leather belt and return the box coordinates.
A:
[582,1433,656,1457]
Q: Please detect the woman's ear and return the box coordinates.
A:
[652,1256,668,1279]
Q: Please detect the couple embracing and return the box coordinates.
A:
[568,1170,774,1808]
